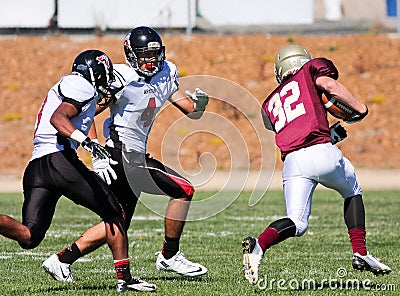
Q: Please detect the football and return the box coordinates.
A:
[321,94,355,120]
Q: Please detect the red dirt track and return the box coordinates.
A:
[0,34,399,177]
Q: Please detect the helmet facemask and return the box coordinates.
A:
[126,44,165,77]
[92,56,115,106]
[96,73,116,106]
[96,84,115,107]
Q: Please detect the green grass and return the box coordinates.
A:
[0,190,398,295]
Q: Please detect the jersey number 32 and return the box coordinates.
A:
[268,81,305,132]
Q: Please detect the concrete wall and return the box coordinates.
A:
[0,0,392,29]
[314,0,387,20]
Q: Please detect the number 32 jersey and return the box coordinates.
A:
[262,58,338,160]
[107,61,179,153]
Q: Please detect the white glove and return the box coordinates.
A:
[185,88,209,111]
[92,155,118,185]
[90,140,118,185]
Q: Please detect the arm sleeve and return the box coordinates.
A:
[309,58,339,81]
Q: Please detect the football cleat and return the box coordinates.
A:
[117,277,157,292]
[42,254,74,282]
[242,237,263,285]
[155,251,207,277]
[352,253,392,275]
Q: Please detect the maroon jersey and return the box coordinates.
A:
[262,58,338,160]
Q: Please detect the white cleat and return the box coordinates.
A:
[352,253,392,276]
[42,254,74,282]
[117,277,157,292]
[242,237,263,285]
[117,277,156,292]
[155,251,207,277]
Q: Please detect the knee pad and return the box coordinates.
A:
[179,186,194,200]
[171,188,194,200]
[18,241,38,249]
[287,216,308,236]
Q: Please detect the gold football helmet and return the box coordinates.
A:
[274,44,312,84]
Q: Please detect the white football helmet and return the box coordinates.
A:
[274,44,312,84]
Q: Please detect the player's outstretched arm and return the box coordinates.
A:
[168,88,209,119]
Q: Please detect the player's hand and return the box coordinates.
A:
[185,88,209,111]
[92,154,118,185]
[330,121,347,144]
[81,137,111,160]
[345,106,368,124]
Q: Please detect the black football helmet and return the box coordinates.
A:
[123,26,166,77]
[71,49,115,104]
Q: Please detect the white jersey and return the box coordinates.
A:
[31,74,99,160]
[106,61,179,153]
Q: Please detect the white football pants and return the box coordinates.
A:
[282,142,362,236]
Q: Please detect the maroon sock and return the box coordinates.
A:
[257,227,280,252]
[348,228,367,256]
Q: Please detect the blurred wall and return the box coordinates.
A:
[197,0,313,25]
[57,0,194,29]
[314,0,387,20]
[0,0,391,29]
[0,0,54,27]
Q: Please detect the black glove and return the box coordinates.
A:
[81,137,111,160]
[345,106,368,124]
[330,121,347,144]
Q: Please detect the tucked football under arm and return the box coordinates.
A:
[315,76,367,114]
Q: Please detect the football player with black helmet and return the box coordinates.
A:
[123,26,166,78]
[71,49,116,106]
[44,26,209,283]
[0,50,156,292]
[242,44,390,285]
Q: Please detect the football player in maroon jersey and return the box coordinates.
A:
[242,44,390,285]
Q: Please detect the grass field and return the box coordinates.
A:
[0,190,398,295]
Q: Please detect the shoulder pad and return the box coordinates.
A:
[59,74,95,102]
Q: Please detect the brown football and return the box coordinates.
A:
[321,94,355,120]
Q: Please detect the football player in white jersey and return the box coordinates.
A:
[0,50,156,292]
[43,27,209,281]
